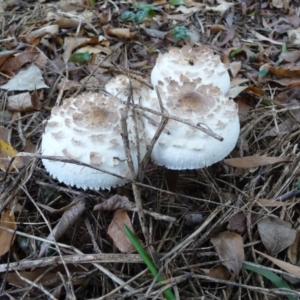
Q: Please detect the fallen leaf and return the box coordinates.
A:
[205,0,234,13]
[269,65,300,77]
[0,65,49,91]
[7,92,41,112]
[26,25,59,44]
[94,195,136,211]
[229,61,241,78]
[224,156,292,168]
[39,198,86,257]
[107,210,136,253]
[252,30,284,45]
[257,217,296,255]
[6,268,85,287]
[104,25,137,39]
[288,28,300,45]
[0,50,18,69]
[279,50,300,63]
[198,265,231,280]
[244,86,265,96]
[0,210,16,255]
[256,250,300,277]
[287,230,300,264]
[211,231,245,276]
[227,213,257,234]
[0,140,24,171]
[1,51,38,72]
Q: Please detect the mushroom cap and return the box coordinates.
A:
[105,74,146,104]
[151,45,230,95]
[140,79,240,170]
[41,92,142,190]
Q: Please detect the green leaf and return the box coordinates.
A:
[124,225,175,300]
[171,26,190,42]
[171,0,184,5]
[257,68,269,77]
[261,98,272,106]
[121,11,136,21]
[281,43,287,54]
[243,262,297,300]
[135,10,149,24]
[69,51,91,63]
[132,3,158,12]
[229,48,243,58]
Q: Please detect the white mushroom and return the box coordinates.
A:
[151,45,230,95]
[140,78,240,170]
[41,92,143,190]
[105,74,147,104]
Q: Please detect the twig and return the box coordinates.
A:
[134,104,224,142]
[15,270,57,300]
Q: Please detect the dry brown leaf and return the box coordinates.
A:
[26,25,59,44]
[1,51,38,72]
[224,156,292,168]
[229,61,241,78]
[205,0,234,13]
[7,92,41,112]
[211,231,245,276]
[257,217,296,255]
[107,210,136,253]
[62,37,77,63]
[54,18,79,29]
[256,250,300,277]
[244,86,265,96]
[94,195,136,211]
[6,268,85,287]
[217,26,236,47]
[287,230,300,264]
[252,30,284,45]
[279,50,300,63]
[105,25,137,39]
[39,198,86,257]
[0,50,18,69]
[227,213,258,234]
[198,265,231,280]
[269,65,300,77]
[0,209,16,255]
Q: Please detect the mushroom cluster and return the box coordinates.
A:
[41,45,239,190]
[141,45,239,170]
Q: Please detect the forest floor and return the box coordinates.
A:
[1,0,300,299]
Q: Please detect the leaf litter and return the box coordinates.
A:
[1,0,300,299]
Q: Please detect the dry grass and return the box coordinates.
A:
[1,1,300,299]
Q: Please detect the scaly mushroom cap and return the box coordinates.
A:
[151,45,230,95]
[105,74,145,104]
[140,78,240,170]
[41,92,142,190]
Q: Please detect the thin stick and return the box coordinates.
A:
[134,104,224,141]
